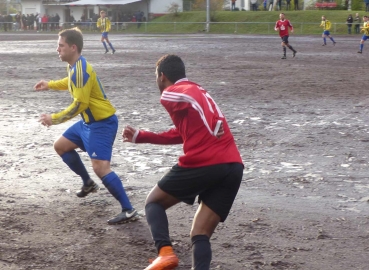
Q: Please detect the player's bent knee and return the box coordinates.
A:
[53,136,76,156]
[91,160,111,178]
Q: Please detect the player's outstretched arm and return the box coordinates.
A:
[34,80,49,91]
[123,125,137,143]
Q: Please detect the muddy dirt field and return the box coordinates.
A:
[0,32,369,270]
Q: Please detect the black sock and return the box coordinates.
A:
[191,235,211,270]
[283,47,286,55]
[288,45,295,52]
[145,202,172,252]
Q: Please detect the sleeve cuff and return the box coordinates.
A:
[132,130,139,143]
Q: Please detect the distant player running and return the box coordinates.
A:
[320,16,336,46]
[96,10,115,54]
[358,15,369,54]
[275,13,297,59]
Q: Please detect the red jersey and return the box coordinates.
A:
[134,79,243,168]
[275,19,293,37]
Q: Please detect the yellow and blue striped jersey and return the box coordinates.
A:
[97,17,111,33]
[47,56,116,125]
[362,22,369,36]
[320,20,331,30]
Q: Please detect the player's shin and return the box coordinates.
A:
[102,41,108,51]
[288,44,295,51]
[61,150,91,185]
[192,235,212,270]
[102,171,132,210]
[145,202,172,252]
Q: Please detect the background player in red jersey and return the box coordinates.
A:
[275,13,297,59]
[123,54,244,270]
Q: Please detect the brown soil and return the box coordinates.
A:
[0,32,368,270]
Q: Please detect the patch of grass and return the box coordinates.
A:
[109,10,366,35]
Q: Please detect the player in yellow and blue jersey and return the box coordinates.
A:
[358,15,369,53]
[320,16,336,46]
[96,10,115,54]
[33,27,137,225]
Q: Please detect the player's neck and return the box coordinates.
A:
[68,54,82,67]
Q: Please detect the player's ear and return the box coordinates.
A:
[160,72,166,82]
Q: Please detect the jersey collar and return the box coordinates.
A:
[174,78,189,84]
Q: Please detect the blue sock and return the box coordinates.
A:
[323,37,326,44]
[102,41,108,51]
[102,172,132,210]
[330,37,335,43]
[360,44,364,51]
[108,42,115,51]
[61,151,90,185]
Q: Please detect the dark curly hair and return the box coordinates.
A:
[156,54,186,83]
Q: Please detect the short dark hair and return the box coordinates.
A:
[156,54,186,83]
[58,27,83,53]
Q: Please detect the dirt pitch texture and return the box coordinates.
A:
[0,33,369,270]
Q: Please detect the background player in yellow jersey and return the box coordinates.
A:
[320,16,336,46]
[96,10,115,54]
[33,27,137,225]
[358,15,369,53]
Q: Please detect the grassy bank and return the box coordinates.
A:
[119,10,365,35]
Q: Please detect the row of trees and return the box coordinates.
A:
[0,2,19,15]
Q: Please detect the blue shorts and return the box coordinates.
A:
[102,32,108,39]
[362,35,369,41]
[323,30,330,36]
[63,115,118,161]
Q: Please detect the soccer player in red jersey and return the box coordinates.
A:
[123,54,244,270]
[275,13,297,59]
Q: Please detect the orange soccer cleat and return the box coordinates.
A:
[144,246,179,270]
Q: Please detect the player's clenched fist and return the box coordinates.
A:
[122,125,137,142]
[34,80,49,91]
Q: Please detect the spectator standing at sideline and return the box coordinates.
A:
[278,0,282,10]
[269,0,274,11]
[7,14,12,31]
[346,14,353,34]
[41,14,48,31]
[355,13,361,34]
[294,0,299,10]
[0,14,3,31]
[251,0,258,11]
[231,0,236,10]
[286,0,291,10]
